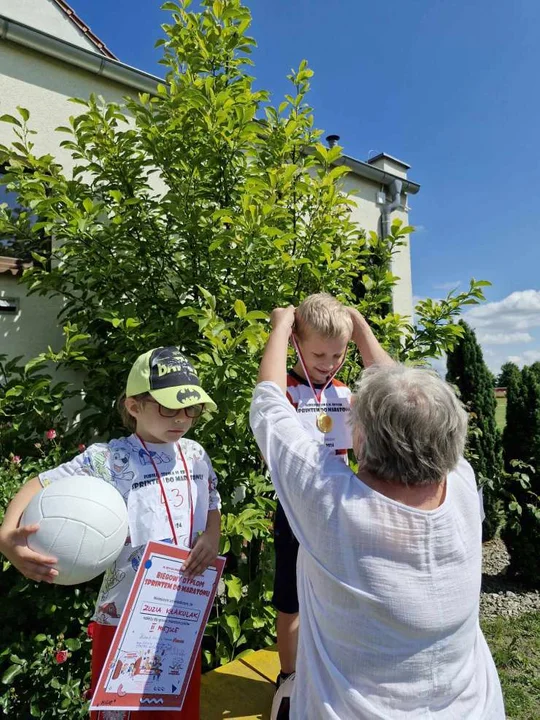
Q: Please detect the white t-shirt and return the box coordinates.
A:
[40,434,220,626]
[250,382,504,720]
[286,370,353,453]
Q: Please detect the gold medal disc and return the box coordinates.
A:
[316,412,333,433]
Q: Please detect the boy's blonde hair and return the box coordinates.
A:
[294,293,353,340]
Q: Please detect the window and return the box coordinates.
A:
[0,175,23,258]
[0,167,51,263]
[0,297,19,314]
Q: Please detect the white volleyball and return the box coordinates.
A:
[21,475,128,585]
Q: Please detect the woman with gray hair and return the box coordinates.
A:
[250,306,504,720]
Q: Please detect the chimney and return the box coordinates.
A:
[326,134,340,148]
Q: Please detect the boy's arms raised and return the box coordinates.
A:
[0,476,59,582]
[257,306,295,392]
[256,305,393,393]
[347,307,394,368]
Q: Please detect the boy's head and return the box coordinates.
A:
[293,294,352,385]
[119,347,216,443]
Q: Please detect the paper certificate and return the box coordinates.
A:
[91,541,225,713]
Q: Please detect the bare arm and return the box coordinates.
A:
[348,308,394,367]
[257,306,295,392]
[0,476,58,582]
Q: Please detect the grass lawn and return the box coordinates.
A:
[495,397,507,431]
[482,612,540,718]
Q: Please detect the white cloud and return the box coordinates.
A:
[411,288,540,374]
[464,290,540,332]
[477,331,533,345]
[505,350,540,368]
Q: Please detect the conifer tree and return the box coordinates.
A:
[502,368,526,469]
[497,361,520,388]
[446,320,502,482]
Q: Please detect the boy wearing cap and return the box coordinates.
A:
[0,346,220,719]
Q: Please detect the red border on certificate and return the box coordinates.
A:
[91,541,225,713]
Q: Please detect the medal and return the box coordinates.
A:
[291,335,346,437]
[316,412,333,433]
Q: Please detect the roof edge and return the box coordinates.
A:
[367,152,411,170]
[51,0,117,59]
[0,255,32,276]
[338,154,420,194]
[0,14,162,95]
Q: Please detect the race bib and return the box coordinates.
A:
[127,475,191,549]
[295,396,353,451]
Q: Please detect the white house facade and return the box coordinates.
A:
[0,0,419,366]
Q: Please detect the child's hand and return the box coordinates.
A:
[0,524,58,583]
[181,530,219,578]
[270,306,296,334]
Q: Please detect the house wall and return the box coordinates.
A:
[0,40,136,364]
[343,173,414,319]
[2,0,98,52]
[0,42,130,173]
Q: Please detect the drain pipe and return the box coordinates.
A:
[380,178,403,240]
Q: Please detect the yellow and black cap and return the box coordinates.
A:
[126,347,216,411]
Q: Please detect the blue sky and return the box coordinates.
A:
[70,0,540,374]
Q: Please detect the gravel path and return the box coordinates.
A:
[481,537,540,618]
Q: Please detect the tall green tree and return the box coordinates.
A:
[515,367,540,483]
[446,321,502,479]
[497,361,521,388]
[502,368,527,468]
[446,320,503,536]
[501,367,540,586]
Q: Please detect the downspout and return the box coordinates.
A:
[379,178,403,313]
[380,178,403,241]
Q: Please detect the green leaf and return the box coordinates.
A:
[245,310,268,322]
[2,664,23,684]
[233,299,246,319]
[225,613,241,642]
[65,638,81,651]
[224,576,243,602]
[0,114,21,126]
[17,106,30,122]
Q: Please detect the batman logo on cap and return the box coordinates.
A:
[176,387,202,404]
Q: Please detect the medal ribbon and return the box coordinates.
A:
[290,334,345,408]
[136,435,194,548]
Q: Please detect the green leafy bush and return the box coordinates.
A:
[500,461,540,588]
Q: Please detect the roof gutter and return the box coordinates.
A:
[0,14,161,95]
[336,155,420,195]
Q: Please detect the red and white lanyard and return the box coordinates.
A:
[290,334,344,405]
[136,435,194,548]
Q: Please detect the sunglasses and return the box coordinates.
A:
[145,398,204,419]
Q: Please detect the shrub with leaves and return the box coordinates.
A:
[0,439,95,718]
[499,461,540,588]
[0,0,491,715]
